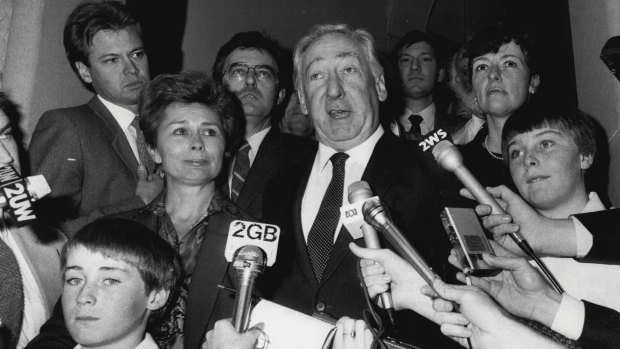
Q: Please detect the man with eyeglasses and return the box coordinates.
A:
[213,31,312,219]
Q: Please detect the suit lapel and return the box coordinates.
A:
[184,212,231,349]
[362,134,400,198]
[88,97,140,178]
[237,129,281,209]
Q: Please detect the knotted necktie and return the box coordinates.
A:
[230,141,251,202]
[403,114,424,141]
[307,152,349,282]
[0,236,23,347]
[131,116,155,173]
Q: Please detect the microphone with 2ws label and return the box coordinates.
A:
[422,129,564,293]
[224,220,281,332]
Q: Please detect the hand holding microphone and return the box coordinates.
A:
[420,130,564,293]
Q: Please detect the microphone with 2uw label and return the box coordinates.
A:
[0,165,50,226]
[224,220,281,332]
[420,129,564,293]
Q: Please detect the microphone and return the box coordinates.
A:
[224,220,281,332]
[347,181,395,310]
[232,245,265,332]
[424,133,564,293]
[360,196,441,289]
[0,165,50,226]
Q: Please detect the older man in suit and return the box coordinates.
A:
[29,1,162,236]
[212,31,312,219]
[260,24,457,348]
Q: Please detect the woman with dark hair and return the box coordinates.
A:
[26,72,251,349]
[459,25,541,188]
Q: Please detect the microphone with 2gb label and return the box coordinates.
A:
[423,131,564,293]
[224,220,281,332]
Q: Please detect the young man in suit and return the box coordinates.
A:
[260,24,457,348]
[389,31,465,141]
[28,1,162,236]
[212,31,312,219]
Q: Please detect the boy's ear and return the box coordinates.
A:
[147,288,170,311]
[580,153,594,170]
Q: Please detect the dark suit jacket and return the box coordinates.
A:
[260,132,458,348]
[578,300,620,349]
[573,209,620,264]
[230,128,314,219]
[25,197,250,349]
[29,97,146,236]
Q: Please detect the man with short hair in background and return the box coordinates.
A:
[212,31,312,218]
[390,31,464,141]
[29,0,162,236]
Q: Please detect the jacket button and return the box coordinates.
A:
[315,302,326,312]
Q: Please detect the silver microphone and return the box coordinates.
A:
[232,245,265,332]
[361,195,441,289]
[431,139,564,293]
[348,181,395,310]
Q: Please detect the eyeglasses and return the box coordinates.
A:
[223,63,279,84]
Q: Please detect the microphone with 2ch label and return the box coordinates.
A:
[224,220,281,332]
[422,129,564,293]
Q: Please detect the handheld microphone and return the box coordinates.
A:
[232,245,265,332]
[346,181,395,311]
[361,197,441,290]
[422,131,564,293]
[225,220,281,332]
[0,165,50,226]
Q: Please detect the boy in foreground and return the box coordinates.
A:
[61,218,181,349]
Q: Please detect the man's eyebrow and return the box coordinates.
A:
[99,266,130,273]
[304,57,324,77]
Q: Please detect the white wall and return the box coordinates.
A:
[569,0,620,205]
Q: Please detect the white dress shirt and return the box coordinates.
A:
[98,95,141,163]
[0,216,47,349]
[543,192,619,339]
[74,333,159,349]
[301,126,384,242]
[227,126,271,193]
[390,103,436,136]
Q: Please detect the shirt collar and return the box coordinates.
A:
[316,125,384,173]
[400,102,436,125]
[246,126,271,153]
[74,333,158,349]
[580,192,606,214]
[98,95,136,130]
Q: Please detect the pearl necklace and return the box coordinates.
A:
[483,135,503,160]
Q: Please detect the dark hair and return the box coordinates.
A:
[0,92,26,172]
[61,218,183,326]
[212,31,285,84]
[391,31,445,67]
[64,1,142,90]
[501,101,597,161]
[464,25,538,80]
[139,71,244,154]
